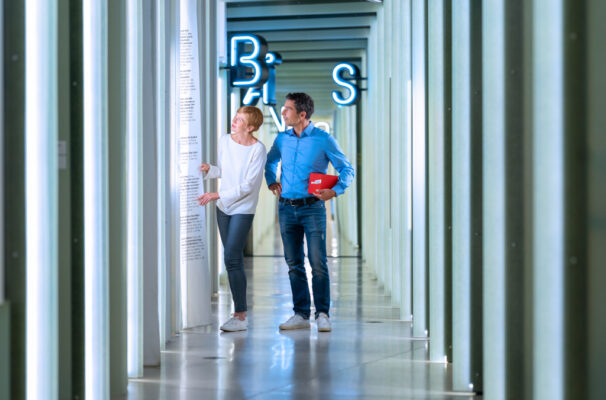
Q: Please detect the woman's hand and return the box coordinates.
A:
[197,192,219,206]
[199,163,210,174]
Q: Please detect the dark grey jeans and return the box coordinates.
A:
[216,207,255,313]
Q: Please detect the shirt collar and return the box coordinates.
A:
[287,121,315,137]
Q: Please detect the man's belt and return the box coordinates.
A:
[279,196,320,206]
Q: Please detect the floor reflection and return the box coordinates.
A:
[127,255,478,399]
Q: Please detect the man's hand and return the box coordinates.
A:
[199,163,210,174]
[269,183,282,197]
[313,189,337,201]
[197,192,219,206]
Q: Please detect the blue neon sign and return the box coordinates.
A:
[265,52,278,66]
[230,34,269,87]
[331,63,360,106]
[241,52,282,107]
[242,87,262,106]
[230,34,284,130]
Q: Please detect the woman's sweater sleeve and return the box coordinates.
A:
[204,135,224,180]
[218,144,267,209]
[205,164,221,180]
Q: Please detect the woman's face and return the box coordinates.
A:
[231,113,250,134]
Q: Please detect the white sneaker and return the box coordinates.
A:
[220,316,248,332]
[316,313,331,332]
[279,314,310,330]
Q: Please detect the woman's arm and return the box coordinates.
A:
[201,134,226,179]
[203,163,221,179]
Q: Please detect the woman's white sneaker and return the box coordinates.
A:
[279,314,310,330]
[220,316,248,332]
[316,313,331,332]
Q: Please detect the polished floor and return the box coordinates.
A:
[127,242,478,399]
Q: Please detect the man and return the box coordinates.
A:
[265,92,355,332]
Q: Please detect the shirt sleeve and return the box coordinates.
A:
[205,164,221,180]
[218,144,267,209]
[326,135,355,196]
[204,135,224,180]
[264,135,281,187]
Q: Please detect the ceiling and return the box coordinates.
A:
[224,0,381,116]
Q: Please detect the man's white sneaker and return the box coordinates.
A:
[220,316,248,332]
[316,313,331,332]
[279,314,310,330]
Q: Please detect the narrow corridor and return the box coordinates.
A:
[127,253,478,399]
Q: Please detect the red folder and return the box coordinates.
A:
[308,173,339,194]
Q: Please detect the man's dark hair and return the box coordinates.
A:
[286,92,314,120]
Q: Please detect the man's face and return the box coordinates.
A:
[281,99,305,126]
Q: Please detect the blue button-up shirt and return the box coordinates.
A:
[265,122,355,199]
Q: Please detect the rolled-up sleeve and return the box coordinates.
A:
[326,136,354,196]
[204,135,224,180]
[205,164,221,180]
[264,136,281,187]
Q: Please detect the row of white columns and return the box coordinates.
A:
[18,0,219,398]
[362,0,606,399]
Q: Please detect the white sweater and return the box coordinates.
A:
[205,134,267,215]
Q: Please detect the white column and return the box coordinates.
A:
[427,0,449,361]
[178,0,211,328]
[363,21,378,279]
[399,0,413,322]
[156,0,170,350]
[382,0,392,295]
[389,0,401,307]
[169,0,182,335]
[83,0,110,398]
[452,0,483,392]
[411,0,428,338]
[142,0,161,367]
[532,1,564,398]
[452,0,472,384]
[378,4,388,288]
[203,0,219,296]
[25,1,59,398]
[482,0,506,397]
[127,0,144,378]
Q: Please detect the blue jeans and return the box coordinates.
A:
[216,207,255,313]
[279,200,329,319]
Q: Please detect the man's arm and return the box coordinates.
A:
[265,136,282,193]
[325,136,355,196]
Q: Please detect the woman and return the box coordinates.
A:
[198,106,267,332]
